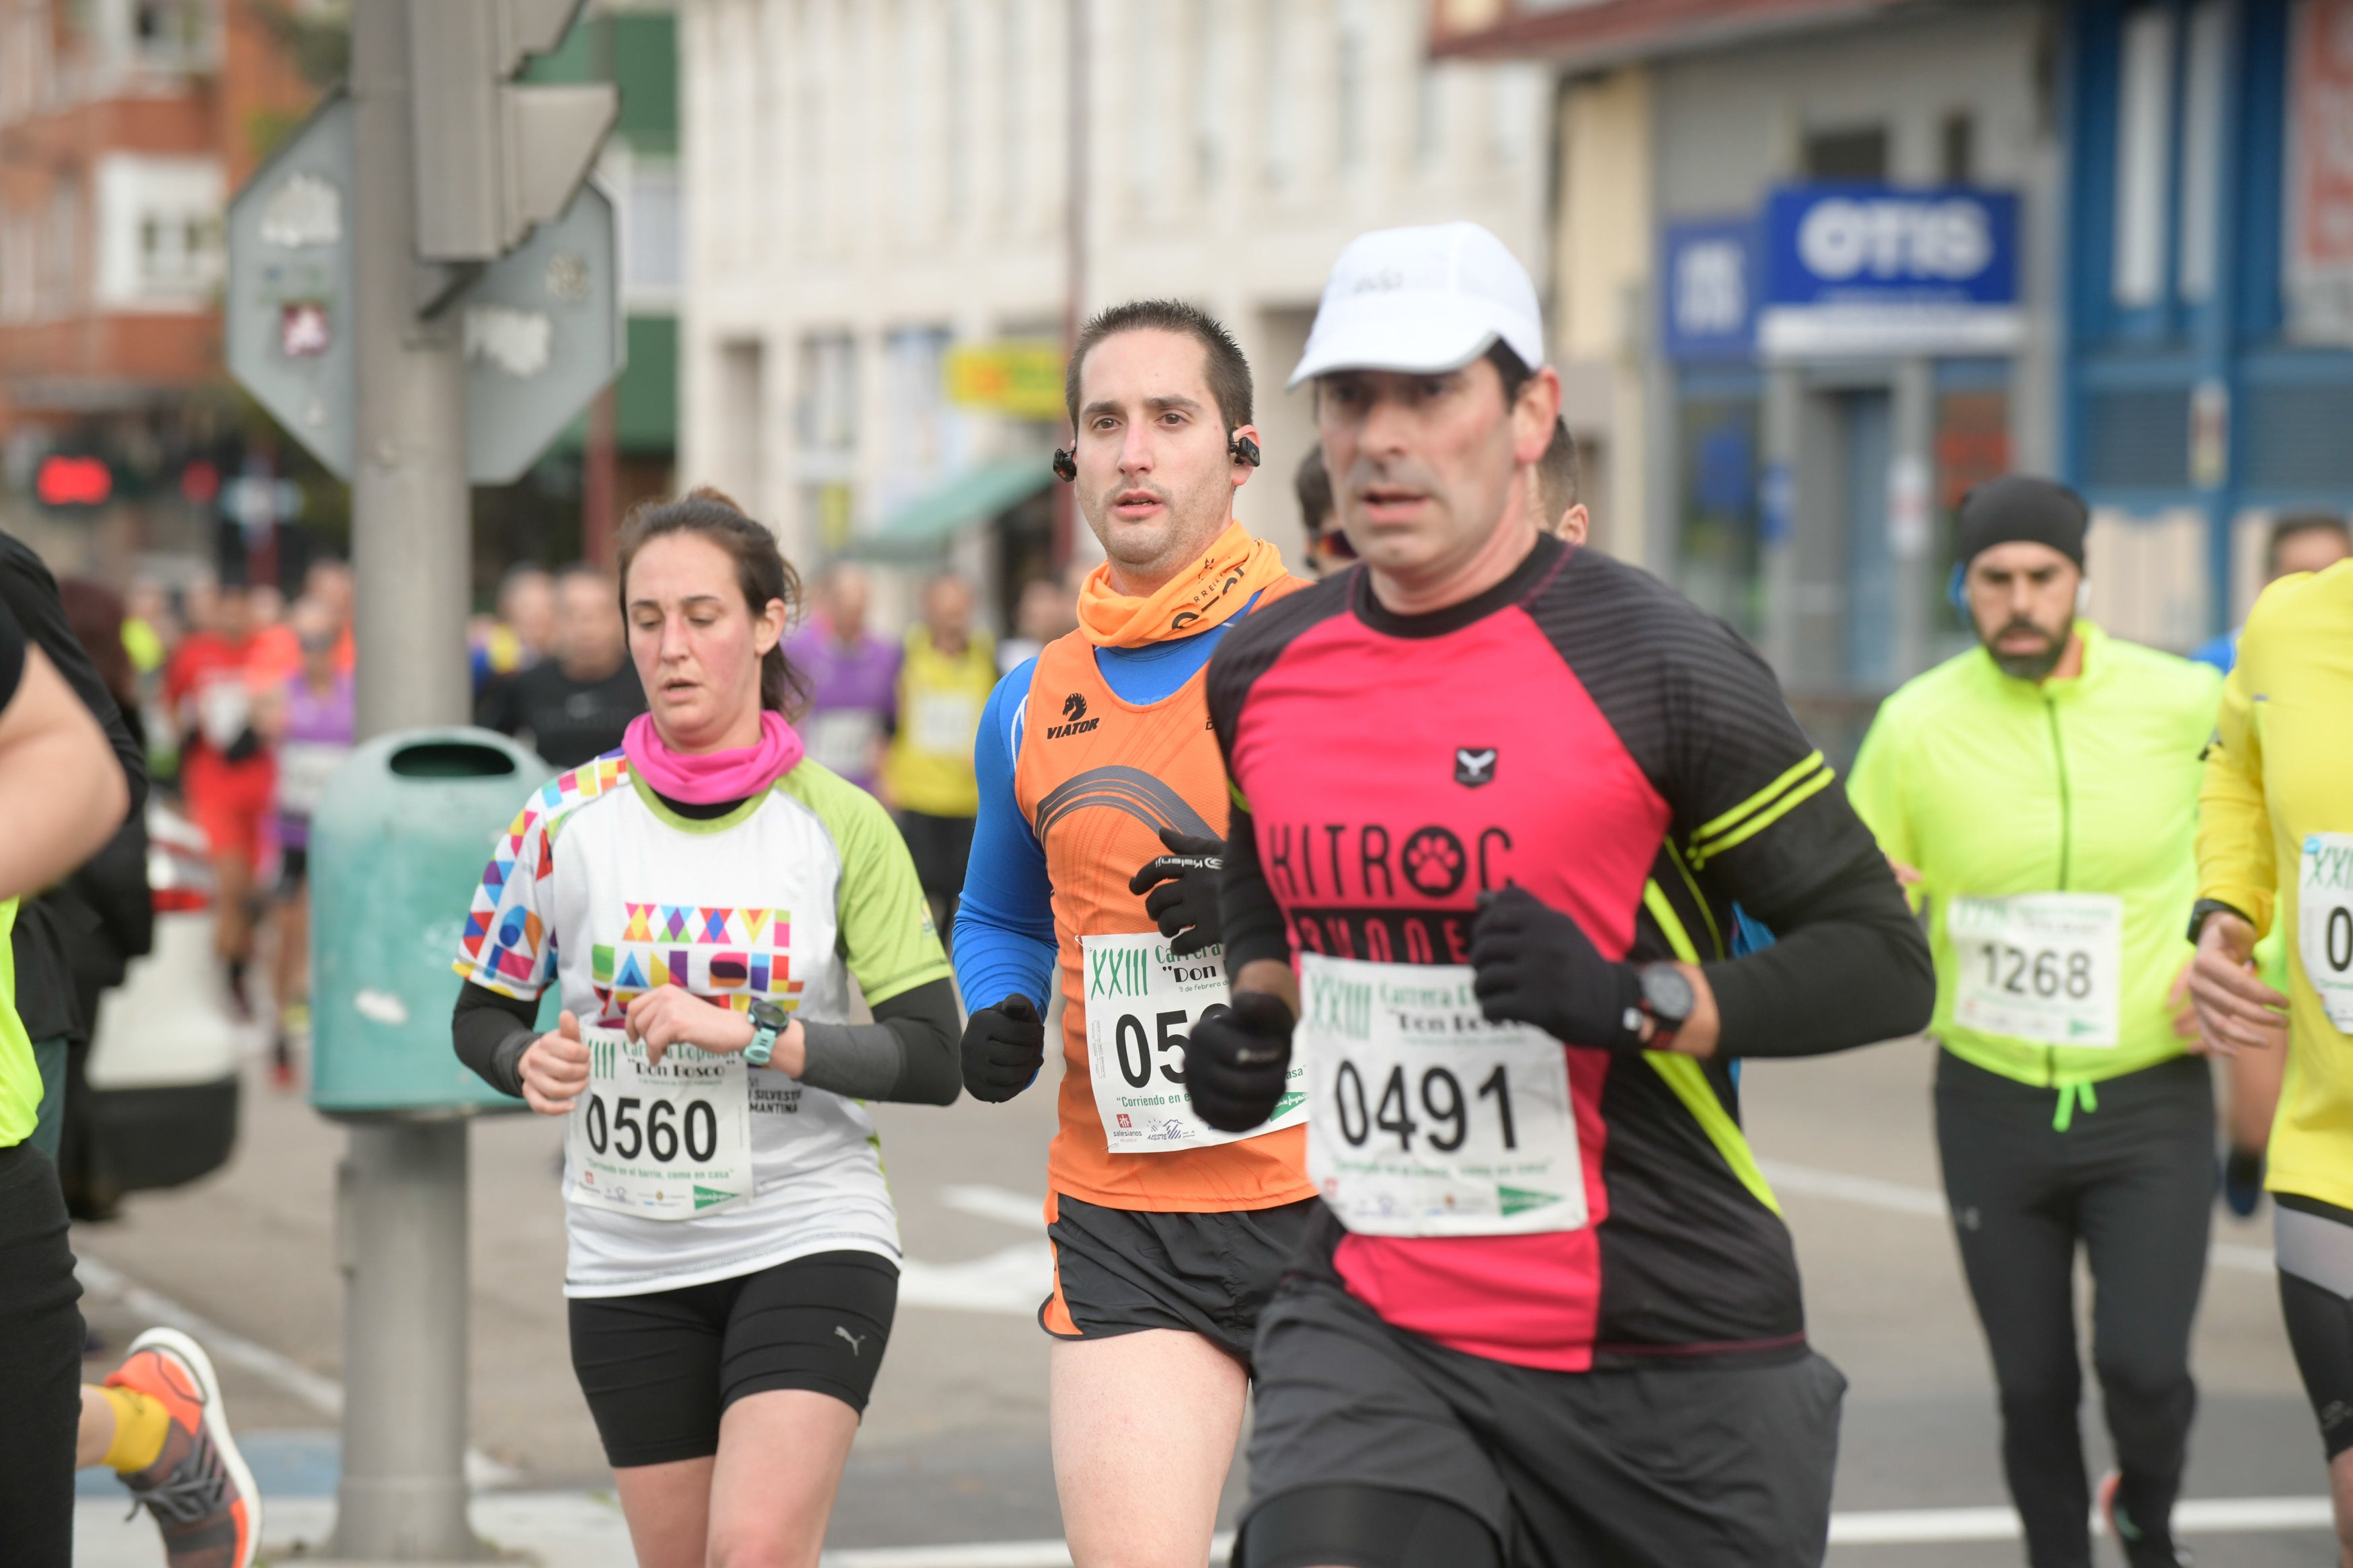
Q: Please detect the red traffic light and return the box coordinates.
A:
[36,455,112,508]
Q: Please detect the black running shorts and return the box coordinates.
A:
[1235,1274,1847,1568]
[1040,1192,1315,1369]
[568,1249,897,1469]
[2277,1192,2353,1460]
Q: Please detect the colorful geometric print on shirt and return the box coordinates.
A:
[594,904,805,1026]
[1207,536,1889,1374]
[454,749,951,1298]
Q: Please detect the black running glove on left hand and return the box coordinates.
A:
[1468,886,1646,1053]
[1182,993,1294,1132]
[961,994,1045,1102]
[1127,827,1226,956]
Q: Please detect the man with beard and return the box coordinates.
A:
[1845,477,2221,1568]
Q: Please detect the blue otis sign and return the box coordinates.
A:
[1661,218,1755,362]
[1758,184,2022,358]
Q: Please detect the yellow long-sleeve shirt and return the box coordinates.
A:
[2198,559,2353,1211]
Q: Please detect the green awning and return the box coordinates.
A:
[851,458,1053,559]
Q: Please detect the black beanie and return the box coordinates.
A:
[1955,476,2087,569]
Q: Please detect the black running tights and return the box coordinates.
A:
[1934,1050,2214,1568]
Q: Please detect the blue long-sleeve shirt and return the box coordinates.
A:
[953,618,1250,1011]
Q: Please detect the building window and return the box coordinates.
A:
[1261,8,1292,187]
[797,331,859,455]
[1000,0,1023,221]
[1941,112,1975,184]
[2112,3,2176,308]
[947,0,974,222]
[1803,126,1887,181]
[1337,0,1369,174]
[2281,0,2353,342]
[2176,0,2227,301]
[626,161,682,303]
[1677,395,1763,638]
[1933,385,2011,657]
[1414,65,1443,170]
[1191,0,1221,189]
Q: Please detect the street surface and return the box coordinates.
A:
[71,1024,2334,1565]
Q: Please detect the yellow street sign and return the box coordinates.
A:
[944,340,1065,419]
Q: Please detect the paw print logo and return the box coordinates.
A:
[1401,825,1468,898]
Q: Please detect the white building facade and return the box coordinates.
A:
[678,0,1550,610]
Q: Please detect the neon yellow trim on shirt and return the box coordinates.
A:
[1639,879,1781,1216]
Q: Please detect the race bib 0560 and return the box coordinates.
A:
[565,1027,753,1221]
[1948,892,2124,1048]
[1082,932,1306,1153]
[1297,954,1587,1239]
[2300,833,2353,1034]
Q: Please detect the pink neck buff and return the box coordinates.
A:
[623,710,803,805]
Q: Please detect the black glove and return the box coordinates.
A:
[1183,992,1294,1132]
[961,993,1046,1102]
[1468,886,1646,1053]
[225,726,264,764]
[1127,827,1225,956]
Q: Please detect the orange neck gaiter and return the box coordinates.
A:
[1075,522,1289,649]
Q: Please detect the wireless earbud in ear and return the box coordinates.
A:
[1230,434,1263,468]
[1051,448,1078,483]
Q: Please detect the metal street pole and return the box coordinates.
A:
[331,0,485,1557]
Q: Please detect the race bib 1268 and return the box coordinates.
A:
[565,1026,754,1221]
[1297,954,1587,1238]
[2300,833,2353,1033]
[1947,892,2124,1048]
[1082,932,1306,1153]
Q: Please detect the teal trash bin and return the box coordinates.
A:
[310,727,556,1116]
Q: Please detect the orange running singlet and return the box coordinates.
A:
[1013,613,1314,1214]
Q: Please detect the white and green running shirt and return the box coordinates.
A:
[456,752,951,1297]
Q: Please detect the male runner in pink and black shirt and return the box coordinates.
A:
[1185,223,1934,1568]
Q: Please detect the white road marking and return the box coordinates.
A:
[897,1242,1051,1315]
[939,1184,1049,1231]
[1757,1159,2277,1275]
[70,1493,2335,1567]
[73,1251,522,1489]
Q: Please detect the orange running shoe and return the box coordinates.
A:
[105,1326,262,1568]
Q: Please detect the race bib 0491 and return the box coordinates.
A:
[1947,892,2124,1048]
[1298,954,1587,1238]
[2300,833,2353,1033]
[565,1027,754,1221]
[1082,932,1306,1153]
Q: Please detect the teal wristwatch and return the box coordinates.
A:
[744,999,790,1068]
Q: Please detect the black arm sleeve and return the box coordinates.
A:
[0,534,146,821]
[1705,845,1934,1059]
[452,981,540,1098]
[798,977,960,1105]
[1219,800,1291,976]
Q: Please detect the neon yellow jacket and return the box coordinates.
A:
[1849,623,2219,1096]
[2197,561,2353,1210]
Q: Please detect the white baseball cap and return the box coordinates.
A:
[1287,222,1546,389]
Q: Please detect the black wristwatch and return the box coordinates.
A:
[2186,898,2250,946]
[1637,963,1696,1047]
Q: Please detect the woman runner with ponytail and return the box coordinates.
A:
[451,491,958,1566]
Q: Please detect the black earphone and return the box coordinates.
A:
[1053,434,1261,483]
